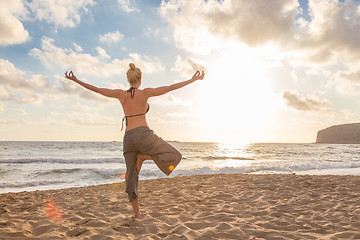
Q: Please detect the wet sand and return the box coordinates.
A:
[1,174,360,239]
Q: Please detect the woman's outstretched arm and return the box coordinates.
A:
[144,70,205,97]
[65,71,122,98]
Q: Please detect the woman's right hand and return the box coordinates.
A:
[191,71,205,81]
[65,71,78,81]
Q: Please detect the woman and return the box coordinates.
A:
[65,63,205,218]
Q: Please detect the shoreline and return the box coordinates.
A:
[3,170,360,195]
[1,174,360,239]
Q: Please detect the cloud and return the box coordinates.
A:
[30,37,164,76]
[166,111,195,120]
[334,67,360,95]
[0,86,12,101]
[0,0,95,46]
[337,68,360,84]
[171,56,207,76]
[160,0,298,52]
[160,0,360,72]
[282,90,332,114]
[150,94,191,107]
[99,31,124,44]
[0,86,42,105]
[0,119,29,125]
[67,111,118,126]
[148,112,198,127]
[56,77,111,103]
[0,59,50,90]
[73,43,83,52]
[144,27,161,38]
[334,82,360,96]
[27,0,95,28]
[290,0,360,68]
[14,109,27,115]
[128,53,165,73]
[160,0,360,111]
[0,59,50,104]
[96,47,111,60]
[71,116,117,126]
[291,118,324,127]
[108,82,128,90]
[147,116,167,125]
[0,0,29,46]
[117,0,140,13]
[54,76,127,104]
[341,109,358,121]
[0,59,114,105]
[204,0,298,46]
[0,102,4,113]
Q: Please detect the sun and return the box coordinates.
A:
[195,43,278,142]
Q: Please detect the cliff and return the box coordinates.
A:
[316,123,360,144]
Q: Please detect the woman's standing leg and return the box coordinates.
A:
[123,151,142,218]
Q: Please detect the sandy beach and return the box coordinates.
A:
[1,174,360,239]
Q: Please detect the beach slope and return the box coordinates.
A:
[1,174,360,239]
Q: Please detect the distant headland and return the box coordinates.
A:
[316,123,360,144]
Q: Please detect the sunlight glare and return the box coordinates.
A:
[196,43,278,142]
[212,159,253,168]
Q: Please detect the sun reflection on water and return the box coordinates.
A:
[211,142,256,168]
[212,159,254,168]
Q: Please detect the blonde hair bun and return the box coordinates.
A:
[129,63,136,70]
[126,63,142,84]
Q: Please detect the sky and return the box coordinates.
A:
[1,0,360,143]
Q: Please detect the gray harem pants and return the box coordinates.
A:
[123,126,182,202]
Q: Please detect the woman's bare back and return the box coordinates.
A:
[118,88,150,131]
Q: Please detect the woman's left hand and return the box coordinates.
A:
[191,70,205,81]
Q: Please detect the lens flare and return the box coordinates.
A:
[45,198,63,220]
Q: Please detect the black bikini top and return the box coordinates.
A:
[121,87,150,131]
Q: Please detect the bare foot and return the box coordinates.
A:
[131,197,142,219]
[136,153,152,174]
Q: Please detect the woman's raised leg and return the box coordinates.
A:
[136,153,153,174]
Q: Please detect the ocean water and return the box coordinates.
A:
[1,141,360,193]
